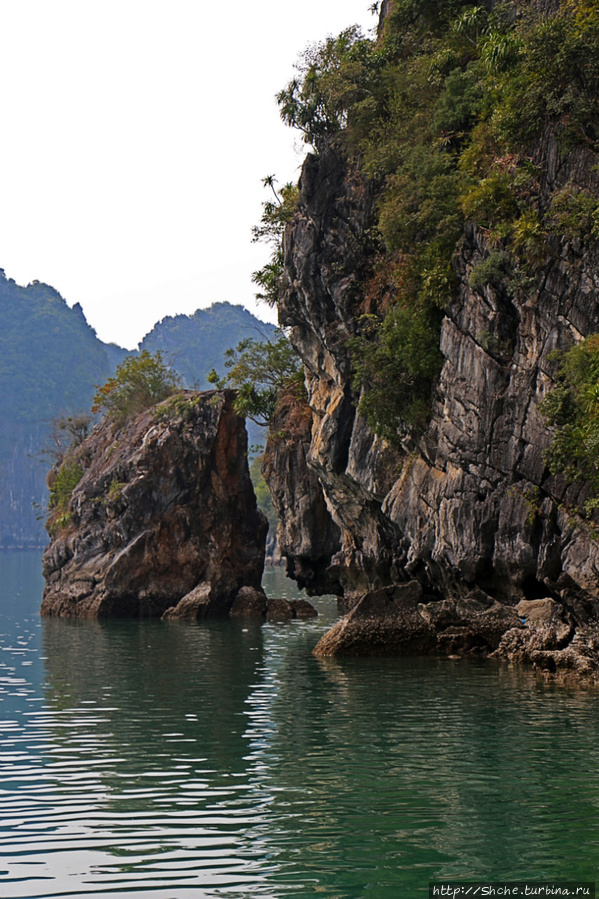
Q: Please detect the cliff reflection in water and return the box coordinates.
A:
[2,558,599,897]
[42,617,264,774]
[37,616,283,896]
[245,639,599,893]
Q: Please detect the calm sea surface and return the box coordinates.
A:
[1,551,599,898]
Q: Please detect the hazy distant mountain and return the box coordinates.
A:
[139,302,278,453]
[0,278,276,547]
[139,302,277,389]
[0,271,116,546]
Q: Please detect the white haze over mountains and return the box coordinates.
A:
[0,0,376,349]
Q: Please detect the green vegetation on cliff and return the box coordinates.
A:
[209,331,304,427]
[92,351,181,422]
[252,178,300,308]
[541,335,599,513]
[47,457,84,535]
[277,0,599,443]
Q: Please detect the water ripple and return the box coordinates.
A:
[1,560,599,896]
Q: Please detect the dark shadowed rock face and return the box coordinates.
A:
[261,387,342,596]
[42,390,267,619]
[264,111,599,681]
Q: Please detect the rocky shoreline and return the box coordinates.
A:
[314,584,599,685]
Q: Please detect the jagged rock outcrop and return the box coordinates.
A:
[314,582,521,658]
[314,586,599,683]
[262,387,342,595]
[263,5,599,682]
[42,390,267,618]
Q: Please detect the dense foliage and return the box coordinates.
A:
[92,351,181,422]
[208,331,304,426]
[541,336,599,514]
[275,0,599,443]
[251,178,299,307]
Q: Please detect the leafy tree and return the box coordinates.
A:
[208,331,303,426]
[276,27,377,149]
[92,350,180,422]
[251,178,299,307]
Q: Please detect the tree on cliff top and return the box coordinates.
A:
[208,331,303,426]
[251,177,299,308]
[92,350,181,422]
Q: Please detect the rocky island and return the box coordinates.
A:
[42,389,268,619]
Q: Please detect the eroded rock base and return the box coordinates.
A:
[314,583,599,685]
[228,586,318,622]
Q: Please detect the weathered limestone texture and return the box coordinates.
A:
[228,586,317,621]
[263,2,599,682]
[42,390,267,619]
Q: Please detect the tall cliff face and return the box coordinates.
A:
[385,130,599,605]
[276,146,403,600]
[277,138,599,600]
[261,386,341,596]
[264,3,599,678]
[42,390,267,618]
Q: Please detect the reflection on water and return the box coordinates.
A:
[1,554,599,898]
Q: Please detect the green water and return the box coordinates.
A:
[0,553,598,898]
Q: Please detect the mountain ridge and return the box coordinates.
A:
[0,273,274,547]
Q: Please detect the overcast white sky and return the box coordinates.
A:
[0,0,376,349]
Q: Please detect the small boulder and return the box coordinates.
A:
[289,599,318,619]
[266,598,295,622]
[229,586,268,618]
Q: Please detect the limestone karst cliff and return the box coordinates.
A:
[42,390,267,618]
[262,0,599,680]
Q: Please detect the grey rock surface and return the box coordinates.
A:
[263,106,599,681]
